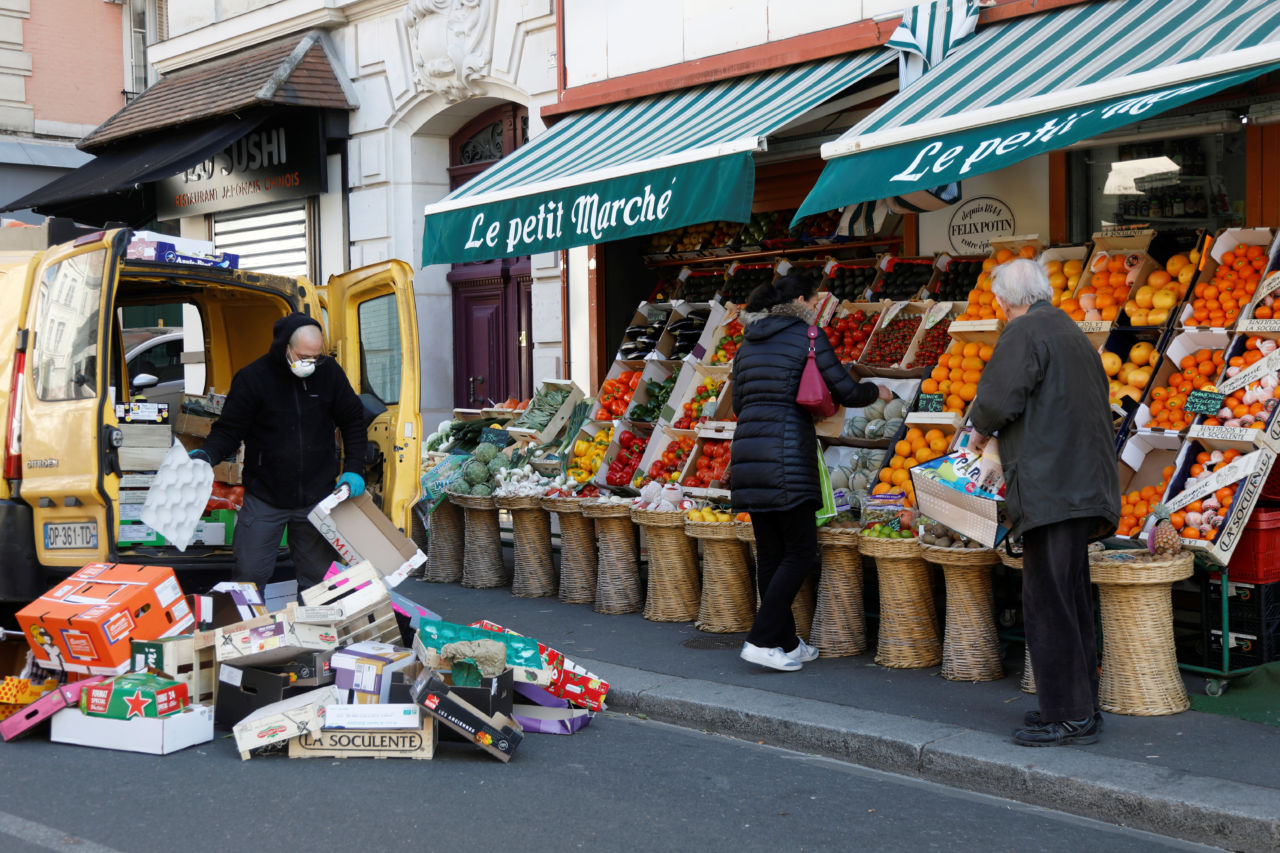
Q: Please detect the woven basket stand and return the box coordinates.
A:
[921,544,1003,682]
[541,496,598,605]
[423,496,464,584]
[687,520,755,633]
[632,508,700,623]
[810,526,867,656]
[448,492,510,589]
[495,494,557,598]
[859,535,941,669]
[582,501,642,614]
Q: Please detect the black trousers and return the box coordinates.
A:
[233,493,341,591]
[746,503,818,652]
[1021,517,1099,722]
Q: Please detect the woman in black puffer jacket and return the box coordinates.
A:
[731,273,887,671]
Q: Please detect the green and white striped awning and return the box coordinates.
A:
[422,51,892,266]
[796,0,1280,222]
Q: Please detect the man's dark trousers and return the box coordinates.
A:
[1021,516,1099,722]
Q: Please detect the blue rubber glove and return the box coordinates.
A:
[188,449,211,465]
[337,472,365,497]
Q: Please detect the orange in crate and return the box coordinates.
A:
[1142,347,1225,431]
[872,426,955,508]
[932,340,994,414]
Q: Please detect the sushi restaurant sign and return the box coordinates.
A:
[157,121,322,219]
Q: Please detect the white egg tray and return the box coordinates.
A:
[140,440,214,551]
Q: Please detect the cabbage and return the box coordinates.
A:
[473,443,500,464]
[462,460,490,485]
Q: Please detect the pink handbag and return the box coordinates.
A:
[796,326,838,418]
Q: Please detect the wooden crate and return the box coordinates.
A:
[506,379,586,445]
[296,563,401,647]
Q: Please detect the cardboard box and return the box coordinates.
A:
[51,704,213,754]
[119,424,172,448]
[299,562,388,620]
[232,685,338,760]
[431,667,514,743]
[1182,228,1276,330]
[416,621,546,672]
[263,580,297,613]
[468,620,609,711]
[117,522,165,546]
[215,664,299,728]
[411,674,523,762]
[289,715,435,759]
[131,636,217,705]
[80,672,189,719]
[1132,329,1232,434]
[909,446,1008,548]
[259,650,334,688]
[0,641,57,721]
[506,378,586,445]
[16,563,193,675]
[512,684,593,735]
[0,677,104,742]
[190,583,267,630]
[333,641,416,704]
[306,492,423,587]
[174,394,217,438]
[118,445,171,471]
[214,614,339,666]
[1163,435,1277,565]
[322,703,421,729]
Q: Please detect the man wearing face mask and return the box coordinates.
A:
[189,313,368,589]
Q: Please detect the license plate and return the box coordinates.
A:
[44,522,98,550]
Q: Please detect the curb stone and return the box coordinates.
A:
[578,658,1280,853]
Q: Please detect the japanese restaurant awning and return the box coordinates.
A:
[794,0,1280,223]
[421,51,893,266]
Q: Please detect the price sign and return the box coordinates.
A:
[480,427,512,447]
[1183,389,1226,417]
[916,394,945,412]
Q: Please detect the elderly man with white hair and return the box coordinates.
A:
[968,258,1121,748]
[191,313,369,589]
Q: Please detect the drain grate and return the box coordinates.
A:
[681,635,747,650]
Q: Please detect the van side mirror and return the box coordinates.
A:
[131,373,159,390]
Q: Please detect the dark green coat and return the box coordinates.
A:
[968,301,1120,540]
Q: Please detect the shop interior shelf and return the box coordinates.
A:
[645,236,903,268]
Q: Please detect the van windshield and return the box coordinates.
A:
[32,249,104,401]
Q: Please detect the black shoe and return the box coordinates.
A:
[1023,709,1103,731]
[1012,714,1100,747]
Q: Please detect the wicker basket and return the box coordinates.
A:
[632,508,700,623]
[921,544,1002,682]
[541,496,597,605]
[448,492,510,589]
[1089,550,1193,716]
[859,533,940,668]
[996,547,1035,692]
[495,494,557,598]
[582,500,642,614]
[687,520,755,633]
[423,497,464,584]
[812,526,866,656]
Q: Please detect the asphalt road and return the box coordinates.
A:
[0,712,1217,853]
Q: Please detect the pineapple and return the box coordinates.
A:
[1147,502,1181,557]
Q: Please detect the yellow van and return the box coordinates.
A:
[0,227,421,600]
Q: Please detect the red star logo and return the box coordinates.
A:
[123,689,152,719]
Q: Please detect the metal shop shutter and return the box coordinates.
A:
[211,202,310,278]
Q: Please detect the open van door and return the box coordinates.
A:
[325,260,422,534]
[19,228,128,570]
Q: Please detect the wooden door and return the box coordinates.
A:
[450,265,506,408]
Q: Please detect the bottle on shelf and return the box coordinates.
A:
[1149,190,1162,219]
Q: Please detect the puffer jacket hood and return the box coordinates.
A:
[269,312,324,365]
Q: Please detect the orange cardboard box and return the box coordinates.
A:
[16,563,194,676]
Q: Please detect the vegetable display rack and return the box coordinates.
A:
[541,496,597,605]
[811,526,868,657]
[859,534,941,668]
[448,491,510,589]
[581,500,642,614]
[423,498,464,584]
[686,520,755,633]
[921,544,1003,682]
[631,507,700,622]
[495,494,556,598]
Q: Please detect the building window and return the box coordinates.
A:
[126,0,150,100]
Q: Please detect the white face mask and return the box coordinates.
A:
[287,347,319,378]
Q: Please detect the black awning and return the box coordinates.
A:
[2,114,267,226]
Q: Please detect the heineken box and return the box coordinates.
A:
[80,672,190,719]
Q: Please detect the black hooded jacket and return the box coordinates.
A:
[730,302,879,513]
[200,313,368,510]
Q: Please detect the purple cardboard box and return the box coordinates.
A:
[512,683,592,735]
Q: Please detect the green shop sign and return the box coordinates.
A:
[422,154,755,266]
[796,65,1279,223]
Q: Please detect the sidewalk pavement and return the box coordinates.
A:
[404,572,1280,852]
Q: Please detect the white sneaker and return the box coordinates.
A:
[786,638,819,663]
[740,642,802,671]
